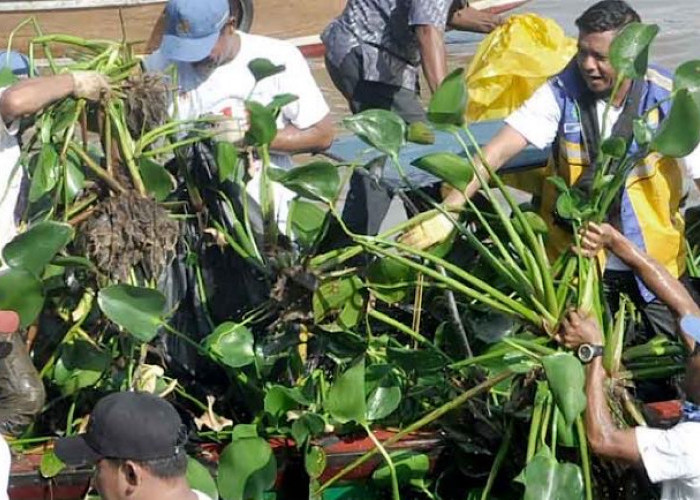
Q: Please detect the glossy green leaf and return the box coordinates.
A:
[542,353,586,429]
[248,58,285,82]
[313,276,364,324]
[326,358,366,424]
[53,339,110,396]
[97,285,166,342]
[29,144,59,202]
[546,176,570,194]
[673,60,700,109]
[372,451,429,488]
[40,451,65,479]
[264,385,311,418]
[139,158,174,202]
[243,455,276,500]
[291,413,326,447]
[217,428,275,500]
[366,258,416,304]
[410,152,474,191]
[366,385,401,422]
[305,446,327,480]
[187,457,219,500]
[512,212,548,236]
[518,446,584,500]
[344,109,406,157]
[288,199,328,249]
[266,93,298,116]
[0,268,44,328]
[555,190,586,222]
[428,68,467,126]
[609,23,660,79]
[245,100,278,146]
[215,140,240,183]
[633,118,653,146]
[406,121,435,145]
[268,161,340,202]
[3,221,73,275]
[556,410,578,448]
[65,153,85,202]
[651,89,700,157]
[202,322,255,369]
[600,137,627,159]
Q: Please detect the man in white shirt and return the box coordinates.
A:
[143,0,335,232]
[557,221,700,500]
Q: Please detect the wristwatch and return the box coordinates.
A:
[577,343,604,364]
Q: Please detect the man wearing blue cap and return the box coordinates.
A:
[144,0,334,231]
[556,222,700,500]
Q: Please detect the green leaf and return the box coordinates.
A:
[0,67,18,87]
[344,109,406,158]
[266,93,298,116]
[202,322,255,369]
[600,137,627,159]
[268,161,340,202]
[187,457,219,500]
[139,158,174,202]
[264,385,311,418]
[609,23,660,79]
[518,446,584,500]
[215,141,240,183]
[217,430,275,500]
[674,60,700,110]
[512,211,548,236]
[410,152,474,191]
[546,176,570,194]
[288,199,328,249]
[245,101,278,146]
[0,268,44,328]
[542,353,586,429]
[53,339,110,396]
[366,385,401,422]
[372,451,430,488]
[40,451,65,479]
[291,413,326,447]
[97,285,166,342]
[29,144,59,203]
[651,89,700,157]
[428,68,467,126]
[555,190,586,222]
[366,258,416,304]
[326,358,367,424]
[65,153,86,202]
[3,221,73,275]
[305,446,326,480]
[633,118,653,146]
[406,121,435,145]
[556,410,578,448]
[313,276,364,324]
[248,58,285,82]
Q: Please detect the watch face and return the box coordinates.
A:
[578,344,593,362]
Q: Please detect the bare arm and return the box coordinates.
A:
[415,25,448,93]
[270,114,335,154]
[0,74,74,124]
[448,6,502,34]
[443,124,530,208]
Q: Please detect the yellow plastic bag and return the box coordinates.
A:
[465,13,576,123]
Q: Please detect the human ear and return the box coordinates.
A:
[122,461,141,488]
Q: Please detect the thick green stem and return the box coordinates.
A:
[363,423,401,500]
[481,419,514,500]
[68,142,125,194]
[576,416,594,500]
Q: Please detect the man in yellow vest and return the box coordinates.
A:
[404,0,700,381]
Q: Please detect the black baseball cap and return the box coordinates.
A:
[55,392,188,466]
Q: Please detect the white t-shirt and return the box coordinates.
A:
[0,88,22,257]
[506,83,700,271]
[194,490,213,500]
[144,32,331,234]
[0,434,10,500]
[636,422,700,500]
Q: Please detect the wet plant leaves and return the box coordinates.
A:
[517,446,584,500]
[245,100,278,146]
[651,89,700,157]
[674,60,700,110]
[53,339,110,396]
[268,161,340,202]
[202,322,255,369]
[406,121,435,145]
[2,221,74,276]
[313,276,364,325]
[428,68,467,126]
[542,353,586,429]
[65,152,85,202]
[264,385,311,419]
[366,258,416,304]
[366,385,401,422]
[40,451,65,479]
[97,285,166,342]
[410,152,475,191]
[248,58,285,82]
[215,141,240,183]
[0,268,44,328]
[609,23,660,80]
[372,451,430,489]
[138,158,174,202]
[29,144,59,203]
[217,426,275,500]
[305,446,327,480]
[326,357,366,424]
[187,457,219,500]
[288,199,328,250]
[344,109,406,158]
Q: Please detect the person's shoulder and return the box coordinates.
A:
[239,32,303,60]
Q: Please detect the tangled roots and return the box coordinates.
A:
[124,73,170,138]
[76,192,179,282]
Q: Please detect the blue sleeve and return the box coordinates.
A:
[409,0,451,29]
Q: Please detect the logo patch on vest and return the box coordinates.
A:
[564,122,581,134]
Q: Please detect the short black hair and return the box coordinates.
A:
[109,453,188,480]
[575,0,641,34]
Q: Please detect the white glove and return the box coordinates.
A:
[212,100,250,144]
[71,71,111,101]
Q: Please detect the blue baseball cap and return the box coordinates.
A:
[0,50,30,77]
[160,0,230,63]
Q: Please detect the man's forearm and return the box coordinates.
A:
[0,74,74,123]
[448,6,502,33]
[415,25,447,93]
[269,117,334,154]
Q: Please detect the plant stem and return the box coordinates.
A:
[481,419,513,500]
[576,416,593,500]
[68,142,125,194]
[318,370,514,492]
[363,423,401,500]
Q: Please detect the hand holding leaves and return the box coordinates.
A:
[555,310,604,349]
